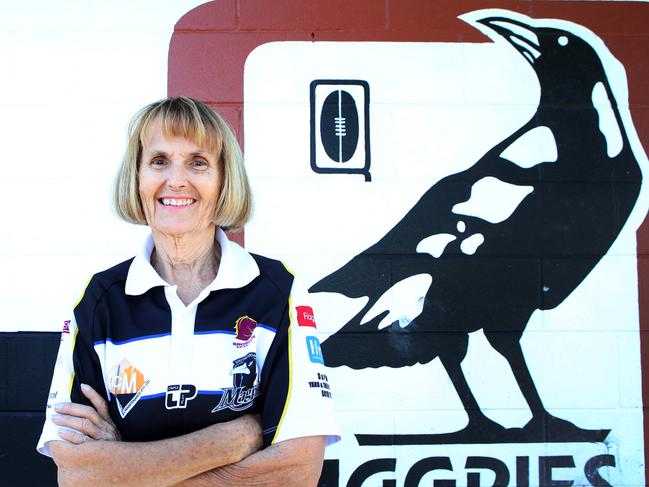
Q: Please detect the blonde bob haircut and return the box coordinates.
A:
[114,96,252,231]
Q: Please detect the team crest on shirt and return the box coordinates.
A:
[108,358,150,418]
[233,315,257,348]
[211,352,260,413]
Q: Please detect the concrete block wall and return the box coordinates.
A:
[1,1,648,486]
[0,2,206,485]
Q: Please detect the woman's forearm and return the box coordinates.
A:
[175,435,326,487]
[50,415,262,487]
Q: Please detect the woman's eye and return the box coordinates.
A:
[192,159,208,168]
[151,158,167,166]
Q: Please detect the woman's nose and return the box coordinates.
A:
[167,162,188,188]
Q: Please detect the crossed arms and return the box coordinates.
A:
[48,385,326,487]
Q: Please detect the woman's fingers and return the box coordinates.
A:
[57,427,90,445]
[53,391,121,441]
[53,410,120,441]
[80,383,110,420]
[52,413,100,440]
[79,384,121,440]
[54,402,104,433]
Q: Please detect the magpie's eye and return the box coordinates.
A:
[558,36,569,47]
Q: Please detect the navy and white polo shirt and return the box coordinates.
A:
[37,228,339,456]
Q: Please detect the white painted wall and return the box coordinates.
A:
[0,0,206,331]
[243,11,647,483]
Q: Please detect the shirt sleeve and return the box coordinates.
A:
[36,296,106,457]
[36,316,80,457]
[260,280,341,447]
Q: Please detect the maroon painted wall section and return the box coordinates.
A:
[168,0,649,482]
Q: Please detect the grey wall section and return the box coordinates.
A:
[0,333,59,486]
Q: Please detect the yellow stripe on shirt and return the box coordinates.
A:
[67,327,79,395]
[272,264,296,444]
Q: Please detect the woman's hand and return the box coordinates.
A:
[52,383,121,444]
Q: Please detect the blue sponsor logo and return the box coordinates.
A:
[306,336,324,365]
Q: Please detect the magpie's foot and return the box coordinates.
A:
[451,415,507,442]
[523,413,610,443]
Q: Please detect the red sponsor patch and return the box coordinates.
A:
[296,306,317,328]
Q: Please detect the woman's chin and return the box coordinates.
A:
[149,222,214,239]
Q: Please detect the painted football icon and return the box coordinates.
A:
[320,89,359,163]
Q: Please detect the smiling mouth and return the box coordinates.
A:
[159,198,196,207]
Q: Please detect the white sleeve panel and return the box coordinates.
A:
[36,317,78,457]
[272,285,341,446]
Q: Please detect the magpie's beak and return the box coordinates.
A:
[477,17,541,66]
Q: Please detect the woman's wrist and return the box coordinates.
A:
[226,415,263,463]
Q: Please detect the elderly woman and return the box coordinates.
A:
[37,97,339,486]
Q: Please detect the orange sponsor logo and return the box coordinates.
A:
[109,358,147,395]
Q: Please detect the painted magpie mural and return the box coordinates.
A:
[310,10,645,447]
[172,3,649,485]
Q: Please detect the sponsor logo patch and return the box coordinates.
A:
[211,352,259,413]
[296,305,317,328]
[108,358,150,418]
[306,336,324,364]
[166,384,197,409]
[234,315,257,348]
[62,320,71,334]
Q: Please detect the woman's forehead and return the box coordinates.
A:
[141,115,219,153]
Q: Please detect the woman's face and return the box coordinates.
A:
[138,119,221,237]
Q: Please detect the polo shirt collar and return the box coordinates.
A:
[209,227,260,291]
[125,228,259,296]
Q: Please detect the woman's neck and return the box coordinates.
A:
[150,225,221,305]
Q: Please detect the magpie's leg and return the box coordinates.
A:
[483,331,545,413]
[438,332,505,438]
[483,330,595,440]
